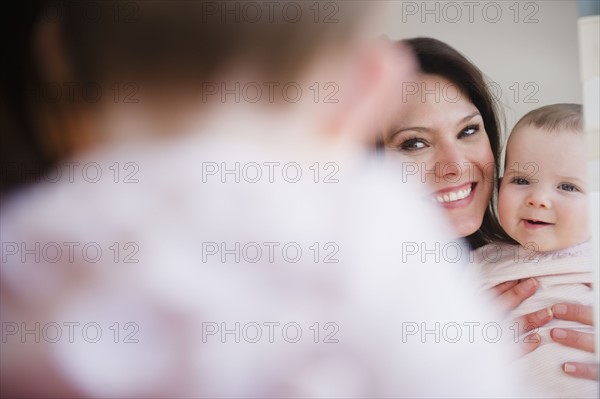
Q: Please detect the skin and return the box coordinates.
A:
[384,74,495,238]
[499,126,589,252]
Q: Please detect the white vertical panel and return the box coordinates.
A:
[578,13,599,364]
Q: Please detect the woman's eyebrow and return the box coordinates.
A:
[389,126,431,138]
[389,111,482,139]
[457,111,481,125]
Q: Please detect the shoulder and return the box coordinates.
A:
[547,241,592,259]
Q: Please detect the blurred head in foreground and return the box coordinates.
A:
[2,0,412,195]
[1,2,520,398]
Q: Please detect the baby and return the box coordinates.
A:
[475,103,597,398]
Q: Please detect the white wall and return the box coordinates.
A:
[378,0,581,141]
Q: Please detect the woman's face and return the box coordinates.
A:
[384,74,495,237]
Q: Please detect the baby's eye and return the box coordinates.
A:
[458,124,480,138]
[400,138,428,151]
[558,183,579,192]
[512,177,529,185]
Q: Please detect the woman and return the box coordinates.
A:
[382,37,597,381]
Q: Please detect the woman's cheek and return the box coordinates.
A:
[480,142,495,182]
[472,135,495,186]
[484,160,495,183]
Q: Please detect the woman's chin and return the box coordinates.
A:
[448,216,482,239]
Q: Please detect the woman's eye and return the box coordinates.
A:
[558,183,578,192]
[459,124,479,138]
[400,138,427,151]
[512,177,529,185]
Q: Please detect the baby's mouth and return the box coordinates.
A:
[523,219,553,228]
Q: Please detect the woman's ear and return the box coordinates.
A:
[33,17,73,84]
[31,18,103,160]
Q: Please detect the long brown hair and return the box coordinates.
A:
[1,1,364,197]
[399,37,514,249]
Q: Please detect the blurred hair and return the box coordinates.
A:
[1,0,364,195]
[512,103,583,135]
[398,37,513,248]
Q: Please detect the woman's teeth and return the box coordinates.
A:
[433,186,472,203]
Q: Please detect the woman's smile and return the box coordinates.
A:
[430,182,476,208]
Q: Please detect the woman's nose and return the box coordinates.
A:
[434,142,467,179]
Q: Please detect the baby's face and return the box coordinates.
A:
[498,126,589,251]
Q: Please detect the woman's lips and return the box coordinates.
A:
[430,182,476,209]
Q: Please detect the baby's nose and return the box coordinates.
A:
[526,190,552,208]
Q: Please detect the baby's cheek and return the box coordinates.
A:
[498,189,521,238]
[497,200,509,230]
[497,187,512,220]
[566,198,591,240]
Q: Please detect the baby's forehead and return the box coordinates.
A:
[503,125,586,169]
[506,124,584,148]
